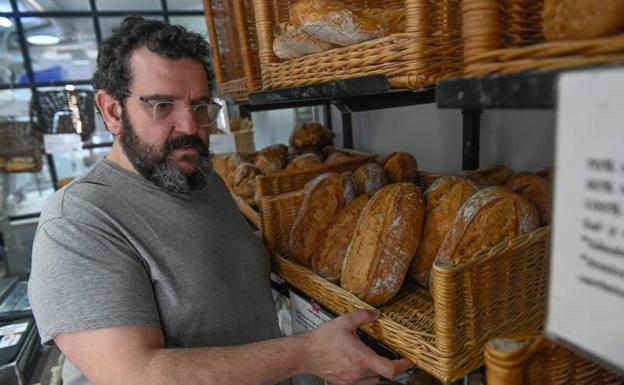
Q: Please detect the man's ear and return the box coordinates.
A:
[95,90,123,136]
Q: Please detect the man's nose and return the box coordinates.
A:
[174,107,198,135]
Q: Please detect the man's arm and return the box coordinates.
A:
[55,309,412,385]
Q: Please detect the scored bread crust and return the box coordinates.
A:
[341,183,425,306]
[436,186,540,266]
[313,195,369,282]
[409,176,479,286]
[467,164,513,187]
[289,173,345,267]
[505,171,551,225]
[354,163,389,197]
[383,152,418,184]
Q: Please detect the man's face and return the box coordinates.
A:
[119,47,213,193]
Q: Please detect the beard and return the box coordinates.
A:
[119,109,212,193]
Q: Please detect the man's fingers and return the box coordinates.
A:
[340,309,380,329]
[364,352,413,379]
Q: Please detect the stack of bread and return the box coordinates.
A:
[273,0,405,59]
[288,160,552,307]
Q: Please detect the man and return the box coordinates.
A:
[28,16,411,385]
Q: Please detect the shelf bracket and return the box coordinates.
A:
[461,110,481,170]
[332,100,353,149]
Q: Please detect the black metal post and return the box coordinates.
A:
[323,104,333,132]
[46,154,59,191]
[461,110,481,170]
[89,0,103,44]
[333,102,353,149]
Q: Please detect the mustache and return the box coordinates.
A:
[165,135,208,155]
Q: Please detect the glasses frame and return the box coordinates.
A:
[120,91,223,128]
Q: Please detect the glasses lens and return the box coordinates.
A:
[153,101,175,121]
[194,103,221,127]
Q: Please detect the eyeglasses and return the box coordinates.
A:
[121,92,222,128]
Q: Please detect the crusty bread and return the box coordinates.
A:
[289,173,346,267]
[273,22,337,59]
[255,144,288,175]
[436,186,540,266]
[505,171,552,225]
[285,153,322,171]
[354,163,389,197]
[323,151,352,165]
[291,0,405,47]
[313,195,369,282]
[289,122,334,151]
[383,152,418,184]
[5,156,36,172]
[342,171,358,206]
[409,176,479,286]
[341,183,425,306]
[467,164,513,187]
[542,0,624,41]
[231,163,260,204]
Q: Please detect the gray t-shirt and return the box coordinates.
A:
[28,159,283,385]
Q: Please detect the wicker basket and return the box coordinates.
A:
[462,0,624,76]
[204,0,262,101]
[485,334,624,385]
[0,120,42,173]
[255,148,377,197]
[270,224,549,383]
[252,0,463,90]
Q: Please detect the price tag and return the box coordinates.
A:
[290,291,333,333]
[209,134,236,154]
[44,133,82,154]
[546,68,624,373]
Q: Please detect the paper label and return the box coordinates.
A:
[209,134,236,154]
[290,291,333,333]
[546,68,624,372]
[44,133,82,154]
[0,333,22,349]
[0,322,28,336]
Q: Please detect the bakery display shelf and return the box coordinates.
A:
[242,75,435,113]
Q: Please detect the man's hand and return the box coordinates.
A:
[303,309,413,385]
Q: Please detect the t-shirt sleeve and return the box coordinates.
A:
[28,217,160,345]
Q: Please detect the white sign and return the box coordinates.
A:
[0,99,30,117]
[0,322,28,336]
[547,68,624,373]
[210,133,236,154]
[0,333,22,349]
[290,291,333,334]
[44,133,82,154]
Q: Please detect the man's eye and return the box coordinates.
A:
[154,102,174,111]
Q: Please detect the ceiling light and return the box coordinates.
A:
[27,34,60,45]
[0,17,12,28]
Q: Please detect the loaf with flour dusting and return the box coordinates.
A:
[436,186,540,266]
[505,171,551,225]
[354,163,389,197]
[341,183,425,306]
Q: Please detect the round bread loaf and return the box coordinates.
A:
[255,144,288,175]
[289,172,346,267]
[341,183,425,306]
[383,152,418,184]
[285,153,322,172]
[289,122,334,151]
[436,186,540,266]
[273,22,337,59]
[324,151,353,165]
[313,195,369,282]
[231,163,260,204]
[409,176,479,287]
[505,171,551,225]
[354,163,389,197]
[467,164,513,187]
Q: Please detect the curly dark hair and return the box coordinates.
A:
[92,15,213,102]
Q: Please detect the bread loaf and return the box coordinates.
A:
[467,164,513,187]
[342,171,358,206]
[409,176,479,286]
[543,0,624,41]
[231,163,260,204]
[291,0,405,47]
[255,144,288,175]
[436,186,540,266]
[505,171,552,225]
[341,183,425,306]
[289,173,346,267]
[313,195,369,282]
[324,151,352,165]
[285,153,322,171]
[273,22,338,59]
[5,156,36,172]
[383,152,418,184]
[289,122,334,151]
[354,163,389,197]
